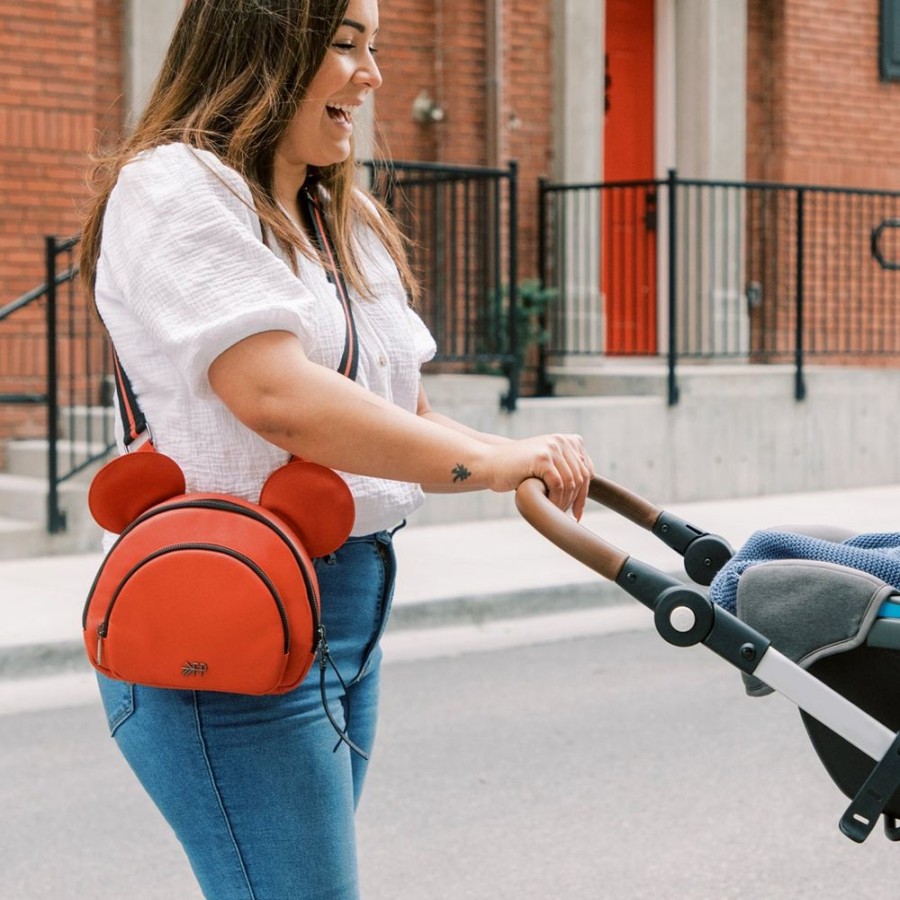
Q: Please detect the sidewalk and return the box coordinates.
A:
[3,483,900,677]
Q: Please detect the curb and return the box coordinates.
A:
[0,570,689,682]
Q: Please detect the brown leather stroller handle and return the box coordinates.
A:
[516,475,734,590]
[515,477,633,582]
[588,475,663,530]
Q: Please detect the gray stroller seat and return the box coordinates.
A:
[727,525,900,840]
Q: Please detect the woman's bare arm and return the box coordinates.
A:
[415,382,515,494]
[209,331,594,517]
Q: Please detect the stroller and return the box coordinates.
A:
[516,476,900,844]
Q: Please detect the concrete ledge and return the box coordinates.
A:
[418,364,900,516]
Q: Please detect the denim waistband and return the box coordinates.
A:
[343,520,407,545]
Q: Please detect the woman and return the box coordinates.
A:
[79,1,594,897]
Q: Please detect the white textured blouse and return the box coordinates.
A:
[95,142,436,537]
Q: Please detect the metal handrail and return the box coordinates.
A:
[537,169,900,404]
[364,158,521,409]
[0,234,115,533]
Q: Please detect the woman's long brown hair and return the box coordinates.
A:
[80,0,418,304]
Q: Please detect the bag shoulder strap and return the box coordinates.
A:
[299,184,360,382]
[113,353,149,450]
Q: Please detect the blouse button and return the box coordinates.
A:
[378,355,387,367]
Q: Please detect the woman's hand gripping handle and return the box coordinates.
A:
[487,433,595,520]
[515,475,663,582]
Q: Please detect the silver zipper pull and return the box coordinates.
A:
[96,623,107,666]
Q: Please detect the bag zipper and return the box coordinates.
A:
[84,497,321,636]
[95,542,290,666]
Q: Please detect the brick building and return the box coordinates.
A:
[2,0,900,437]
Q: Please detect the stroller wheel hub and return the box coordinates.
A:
[670,606,696,633]
[653,586,714,647]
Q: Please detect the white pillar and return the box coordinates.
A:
[673,0,749,355]
[124,0,184,125]
[552,0,604,184]
[675,0,747,181]
[551,0,606,359]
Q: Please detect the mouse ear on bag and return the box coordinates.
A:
[88,451,186,533]
[259,458,355,558]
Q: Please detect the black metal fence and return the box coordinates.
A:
[0,160,523,533]
[538,170,900,403]
[9,166,900,531]
[0,235,114,532]
[364,159,520,408]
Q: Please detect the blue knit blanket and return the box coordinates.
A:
[708,531,900,614]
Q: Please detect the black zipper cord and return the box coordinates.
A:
[316,627,369,760]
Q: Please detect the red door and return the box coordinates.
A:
[603,0,657,354]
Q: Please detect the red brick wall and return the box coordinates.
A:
[746,0,900,365]
[504,0,554,280]
[746,0,784,182]
[374,0,439,162]
[377,0,489,165]
[377,0,552,276]
[747,0,900,188]
[0,0,123,449]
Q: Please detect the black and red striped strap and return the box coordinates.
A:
[300,184,359,382]
[113,353,150,450]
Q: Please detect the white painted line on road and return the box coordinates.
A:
[382,604,653,663]
[0,607,655,716]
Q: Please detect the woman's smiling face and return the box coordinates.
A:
[275,0,382,187]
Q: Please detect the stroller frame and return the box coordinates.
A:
[516,476,900,844]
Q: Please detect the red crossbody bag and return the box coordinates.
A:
[83,185,361,702]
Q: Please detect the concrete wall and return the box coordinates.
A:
[124,0,183,124]
[675,0,747,181]
[414,367,900,525]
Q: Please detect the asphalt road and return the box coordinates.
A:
[1,624,898,899]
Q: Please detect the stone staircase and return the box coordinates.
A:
[3,364,900,560]
[0,406,113,559]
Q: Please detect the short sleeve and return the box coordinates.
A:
[98,144,319,397]
[406,306,437,367]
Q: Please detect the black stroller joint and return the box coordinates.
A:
[516,475,900,844]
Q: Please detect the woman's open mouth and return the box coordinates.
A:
[326,104,356,125]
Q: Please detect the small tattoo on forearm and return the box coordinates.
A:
[452,463,472,483]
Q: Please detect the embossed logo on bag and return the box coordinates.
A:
[181,661,208,677]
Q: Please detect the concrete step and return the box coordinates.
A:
[0,474,99,550]
[59,405,115,443]
[548,362,669,397]
[0,516,46,559]
[6,438,109,482]
[547,361,799,399]
[0,513,97,559]
[6,439,112,481]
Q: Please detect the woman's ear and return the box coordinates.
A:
[88,451,187,533]
[259,459,355,557]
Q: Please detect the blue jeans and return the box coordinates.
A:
[96,531,398,900]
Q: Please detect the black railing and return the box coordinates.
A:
[1,161,522,533]
[0,235,114,533]
[16,168,898,532]
[364,159,520,409]
[538,170,900,403]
